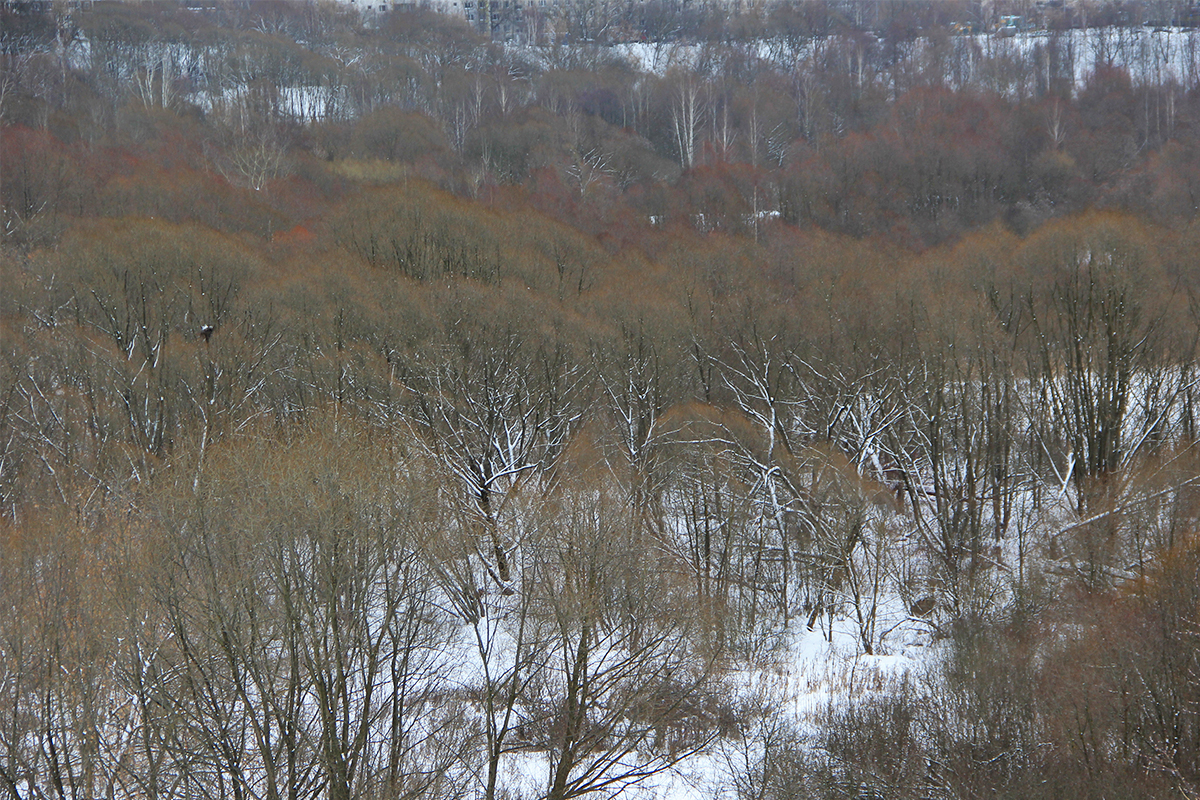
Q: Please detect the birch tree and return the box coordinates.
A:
[668,69,704,171]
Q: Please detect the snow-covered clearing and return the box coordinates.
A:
[473,607,937,799]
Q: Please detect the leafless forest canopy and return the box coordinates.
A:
[2,1,1200,799]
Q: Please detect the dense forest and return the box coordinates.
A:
[2,1,1200,799]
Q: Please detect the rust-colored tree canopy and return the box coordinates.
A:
[2,2,1199,799]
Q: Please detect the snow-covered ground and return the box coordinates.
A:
[484,613,937,799]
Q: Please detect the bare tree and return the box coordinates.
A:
[667,69,704,171]
[396,296,583,595]
[524,464,719,800]
[150,426,471,800]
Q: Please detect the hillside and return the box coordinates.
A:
[2,2,1199,799]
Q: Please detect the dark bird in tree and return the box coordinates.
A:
[200,324,214,343]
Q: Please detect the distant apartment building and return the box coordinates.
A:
[342,0,1200,35]
[342,0,577,38]
[338,0,392,13]
[1,0,93,10]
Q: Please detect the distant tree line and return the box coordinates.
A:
[2,0,1199,249]
[2,2,1199,799]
